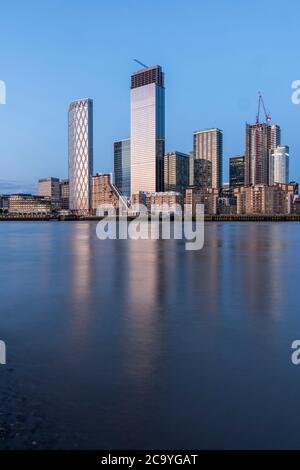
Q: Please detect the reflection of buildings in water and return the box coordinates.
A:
[125,236,170,381]
[69,222,93,333]
[185,222,222,316]
[31,223,59,291]
[227,223,285,318]
[72,223,92,298]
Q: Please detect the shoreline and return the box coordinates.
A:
[1,214,300,222]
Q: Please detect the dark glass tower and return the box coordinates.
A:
[114,139,131,199]
[229,156,245,187]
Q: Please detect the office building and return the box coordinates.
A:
[7,194,51,214]
[229,156,245,188]
[269,145,289,185]
[0,195,9,211]
[194,158,212,188]
[193,128,223,190]
[130,65,165,195]
[68,99,93,213]
[59,179,69,210]
[114,139,131,198]
[38,177,60,201]
[164,151,189,193]
[245,123,280,186]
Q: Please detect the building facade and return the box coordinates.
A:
[229,156,245,187]
[194,158,212,188]
[59,179,69,210]
[189,152,194,186]
[234,183,296,215]
[7,194,51,214]
[0,195,9,211]
[131,191,183,215]
[38,177,60,201]
[269,145,289,185]
[193,128,223,190]
[130,65,165,195]
[114,139,131,198]
[68,99,93,213]
[185,187,219,215]
[245,123,280,186]
[146,191,183,214]
[91,173,128,215]
[164,151,189,193]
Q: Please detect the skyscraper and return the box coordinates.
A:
[130,65,165,195]
[68,99,93,213]
[193,128,223,190]
[229,156,245,187]
[269,145,289,185]
[164,151,189,193]
[114,139,131,198]
[245,123,280,186]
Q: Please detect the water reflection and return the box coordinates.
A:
[223,223,286,319]
[2,221,298,448]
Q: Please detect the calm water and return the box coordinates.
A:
[0,221,300,449]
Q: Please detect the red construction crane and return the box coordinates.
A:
[256,92,271,124]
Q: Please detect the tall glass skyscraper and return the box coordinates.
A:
[114,139,131,198]
[68,99,93,213]
[193,128,223,190]
[130,65,165,195]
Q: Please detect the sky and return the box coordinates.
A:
[0,0,300,193]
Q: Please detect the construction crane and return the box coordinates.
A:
[256,91,271,124]
[133,59,148,68]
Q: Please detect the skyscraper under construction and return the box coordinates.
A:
[245,94,280,186]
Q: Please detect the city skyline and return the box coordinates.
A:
[0,59,298,209]
[1,75,298,200]
[0,0,300,192]
[0,78,297,192]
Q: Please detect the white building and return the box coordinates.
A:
[130,65,165,195]
[269,145,289,185]
[68,99,93,213]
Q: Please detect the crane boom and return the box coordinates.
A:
[256,92,271,124]
[133,59,148,68]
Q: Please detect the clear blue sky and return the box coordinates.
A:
[0,0,299,193]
